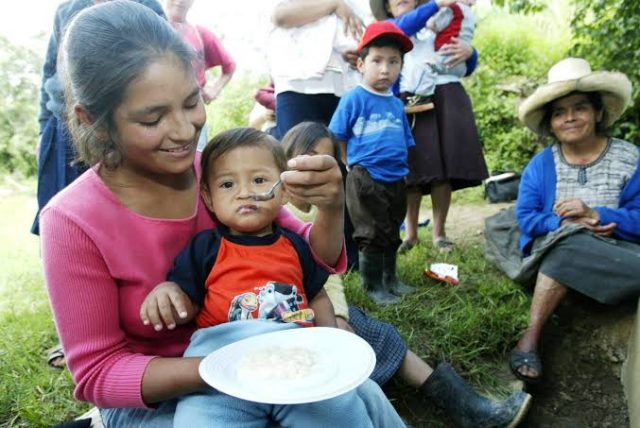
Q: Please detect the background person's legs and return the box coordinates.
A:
[430,180,452,248]
[400,190,422,252]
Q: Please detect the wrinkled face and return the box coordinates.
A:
[549,93,603,145]
[111,54,205,177]
[386,0,417,18]
[202,146,285,236]
[165,0,195,22]
[357,46,402,94]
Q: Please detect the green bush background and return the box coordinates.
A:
[0,2,637,176]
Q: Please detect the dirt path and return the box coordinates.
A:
[394,202,631,428]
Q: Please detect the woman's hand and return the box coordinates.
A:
[439,37,473,68]
[553,198,599,221]
[281,155,345,211]
[335,0,364,39]
[140,281,197,331]
[342,49,359,69]
[562,216,617,237]
[282,155,345,267]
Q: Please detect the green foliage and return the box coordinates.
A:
[204,73,269,138]
[491,0,547,14]
[572,0,640,144]
[466,8,571,172]
[0,36,41,177]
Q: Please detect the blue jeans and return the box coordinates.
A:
[101,400,176,428]
[275,91,339,138]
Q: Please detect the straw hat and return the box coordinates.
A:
[518,57,632,135]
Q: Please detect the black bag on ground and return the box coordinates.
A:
[484,171,520,203]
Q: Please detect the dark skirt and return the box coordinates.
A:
[31,116,87,235]
[348,306,407,386]
[538,232,640,305]
[405,82,488,194]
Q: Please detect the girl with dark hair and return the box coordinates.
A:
[282,122,532,428]
[40,2,397,426]
[32,0,165,236]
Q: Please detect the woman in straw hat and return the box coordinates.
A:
[511,57,640,384]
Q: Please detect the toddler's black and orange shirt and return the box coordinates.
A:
[167,225,329,328]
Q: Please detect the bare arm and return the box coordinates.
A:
[281,155,345,266]
[141,357,206,404]
[310,288,338,327]
[273,0,363,38]
[202,71,234,104]
[338,141,347,166]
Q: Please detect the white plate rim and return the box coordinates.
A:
[198,326,376,404]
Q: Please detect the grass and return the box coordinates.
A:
[0,181,530,427]
[345,222,530,392]
[0,186,89,427]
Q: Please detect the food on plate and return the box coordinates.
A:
[236,346,317,381]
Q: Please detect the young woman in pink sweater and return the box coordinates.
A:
[39,2,402,426]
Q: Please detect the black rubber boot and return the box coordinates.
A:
[421,362,532,428]
[383,249,416,296]
[359,251,400,305]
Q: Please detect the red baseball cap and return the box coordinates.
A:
[356,21,413,54]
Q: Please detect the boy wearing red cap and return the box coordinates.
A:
[329,21,415,305]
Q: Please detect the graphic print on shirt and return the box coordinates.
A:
[353,112,403,137]
[227,281,314,325]
[228,292,259,321]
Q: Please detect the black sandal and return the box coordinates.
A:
[46,345,65,369]
[433,238,455,253]
[509,349,542,384]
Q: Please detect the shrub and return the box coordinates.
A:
[0,36,40,177]
[572,0,640,145]
[465,8,571,172]
[204,73,269,138]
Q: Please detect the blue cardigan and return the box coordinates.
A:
[515,142,640,256]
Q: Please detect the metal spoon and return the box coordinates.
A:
[250,179,282,201]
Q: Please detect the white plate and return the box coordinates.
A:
[199,327,376,404]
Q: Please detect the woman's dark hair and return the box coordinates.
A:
[62,0,195,168]
[281,122,340,160]
[200,128,287,187]
[540,90,607,137]
[358,36,405,61]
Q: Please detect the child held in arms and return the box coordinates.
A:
[140,128,381,427]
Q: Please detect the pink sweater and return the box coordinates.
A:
[40,166,345,408]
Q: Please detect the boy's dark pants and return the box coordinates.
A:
[346,166,406,253]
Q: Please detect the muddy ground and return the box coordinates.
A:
[387,202,633,428]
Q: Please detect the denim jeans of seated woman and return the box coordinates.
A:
[101,321,406,428]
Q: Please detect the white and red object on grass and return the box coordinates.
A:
[424,263,459,285]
